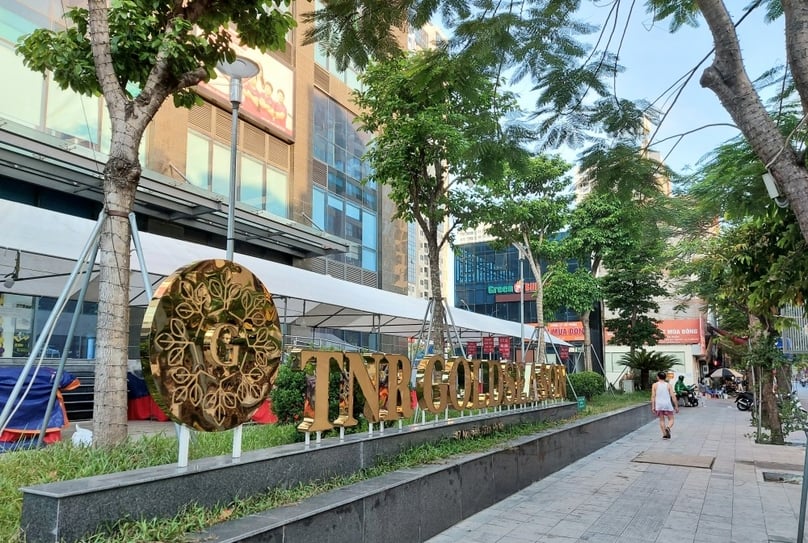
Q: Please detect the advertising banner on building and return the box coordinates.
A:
[604,318,704,347]
[199,40,294,140]
[466,341,477,358]
[657,318,704,346]
[546,321,586,342]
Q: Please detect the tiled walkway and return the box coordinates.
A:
[427,393,808,543]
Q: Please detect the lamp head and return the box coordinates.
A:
[2,250,19,289]
[216,57,260,104]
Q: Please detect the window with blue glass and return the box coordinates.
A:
[311,91,377,272]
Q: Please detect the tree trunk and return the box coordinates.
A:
[87,0,172,446]
[640,368,650,390]
[93,156,140,447]
[697,0,808,245]
[760,370,781,444]
[426,235,447,355]
[760,367,784,444]
[581,309,592,372]
[527,257,547,366]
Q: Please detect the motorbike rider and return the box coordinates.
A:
[675,375,698,406]
[674,375,689,399]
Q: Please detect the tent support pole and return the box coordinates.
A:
[0,210,105,437]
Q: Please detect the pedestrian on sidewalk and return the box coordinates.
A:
[651,371,678,439]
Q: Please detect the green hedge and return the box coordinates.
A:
[566,371,606,400]
[269,360,365,431]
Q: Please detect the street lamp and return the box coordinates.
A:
[216,57,260,261]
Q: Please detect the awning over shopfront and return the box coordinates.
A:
[0,202,569,346]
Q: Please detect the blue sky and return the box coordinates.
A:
[439,4,786,175]
[575,3,786,174]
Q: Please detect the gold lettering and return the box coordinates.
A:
[204,323,242,368]
[487,360,503,407]
[288,349,568,433]
[469,359,488,409]
[382,354,413,421]
[448,357,473,410]
[419,355,448,414]
[293,350,336,433]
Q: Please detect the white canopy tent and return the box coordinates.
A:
[0,201,570,348]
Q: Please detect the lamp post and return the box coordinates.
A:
[211,57,259,463]
[217,57,260,261]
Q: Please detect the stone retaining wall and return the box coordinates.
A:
[188,404,653,543]
[20,402,580,542]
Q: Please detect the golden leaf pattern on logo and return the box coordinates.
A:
[141,259,282,431]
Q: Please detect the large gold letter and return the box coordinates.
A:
[419,355,448,414]
[293,350,335,433]
[382,354,413,421]
[448,357,473,410]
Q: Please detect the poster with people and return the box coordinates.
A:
[201,40,294,139]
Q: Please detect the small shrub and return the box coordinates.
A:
[270,363,308,424]
[566,371,606,400]
[269,360,365,431]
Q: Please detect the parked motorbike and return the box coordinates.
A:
[736,391,755,411]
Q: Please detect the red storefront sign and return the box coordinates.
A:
[558,345,569,361]
[498,336,511,354]
[482,336,495,354]
[466,341,478,358]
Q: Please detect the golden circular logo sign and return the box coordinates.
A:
[140,259,282,431]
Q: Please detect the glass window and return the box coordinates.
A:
[362,212,376,249]
[45,78,100,146]
[333,106,347,150]
[363,187,377,209]
[347,156,362,179]
[313,135,328,163]
[328,170,345,195]
[240,155,264,210]
[211,142,230,197]
[0,293,99,360]
[327,195,344,237]
[346,177,363,203]
[345,243,361,267]
[311,91,379,271]
[314,43,329,69]
[266,167,288,217]
[345,202,360,221]
[0,45,42,128]
[332,146,346,172]
[362,248,377,272]
[186,131,210,190]
[312,187,326,230]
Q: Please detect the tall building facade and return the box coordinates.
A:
[453,229,605,367]
[404,24,453,302]
[0,0,410,360]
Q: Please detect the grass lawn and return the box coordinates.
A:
[0,390,650,542]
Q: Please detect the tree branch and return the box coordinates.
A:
[88,0,127,116]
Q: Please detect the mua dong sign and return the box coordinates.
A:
[142,260,566,434]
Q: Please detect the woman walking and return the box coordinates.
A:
[651,371,679,439]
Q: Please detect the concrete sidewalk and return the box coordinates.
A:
[427,396,808,543]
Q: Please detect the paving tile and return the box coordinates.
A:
[425,397,808,543]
